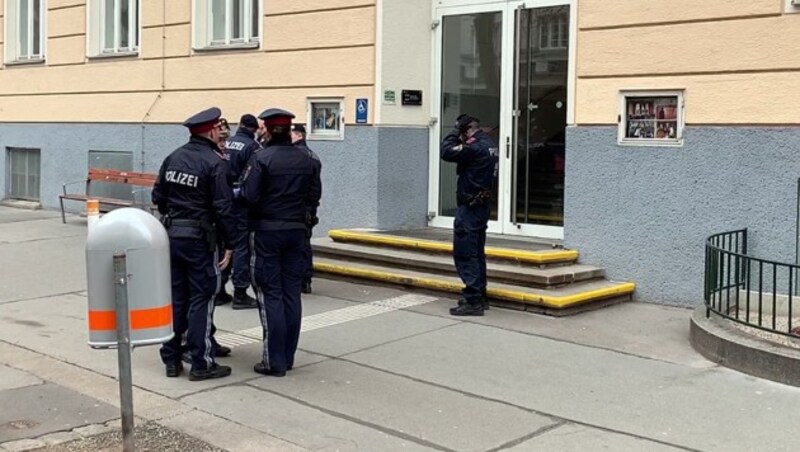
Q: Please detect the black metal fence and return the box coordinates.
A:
[705,229,797,337]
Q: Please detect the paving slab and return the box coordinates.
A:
[407,298,712,368]
[0,365,42,391]
[0,218,85,245]
[183,385,436,451]
[507,423,687,452]
[0,383,118,443]
[159,409,306,452]
[249,359,557,451]
[0,208,59,224]
[299,309,458,357]
[312,277,413,303]
[345,322,800,452]
[0,236,86,304]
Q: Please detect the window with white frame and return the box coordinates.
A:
[538,12,568,50]
[307,98,344,141]
[4,0,46,63]
[618,90,684,146]
[193,0,261,49]
[88,0,139,56]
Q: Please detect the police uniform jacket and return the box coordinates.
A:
[152,135,237,248]
[440,129,498,199]
[224,128,261,184]
[242,135,322,230]
[294,139,322,216]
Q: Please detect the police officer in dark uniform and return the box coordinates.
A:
[440,114,499,316]
[290,124,322,294]
[222,114,261,309]
[242,108,322,377]
[152,107,236,380]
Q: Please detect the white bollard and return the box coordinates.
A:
[87,199,100,233]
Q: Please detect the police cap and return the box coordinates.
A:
[258,108,295,127]
[291,124,306,134]
[183,107,222,134]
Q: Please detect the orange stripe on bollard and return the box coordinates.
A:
[86,199,100,215]
[88,304,172,331]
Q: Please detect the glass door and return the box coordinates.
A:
[429,0,572,239]
[430,4,506,232]
[507,3,570,239]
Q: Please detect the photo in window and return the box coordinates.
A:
[624,96,679,140]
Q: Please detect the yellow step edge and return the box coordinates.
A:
[314,262,635,310]
[328,229,578,265]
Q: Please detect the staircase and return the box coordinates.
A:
[312,229,634,315]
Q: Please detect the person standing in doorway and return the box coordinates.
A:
[291,124,322,294]
[440,114,499,316]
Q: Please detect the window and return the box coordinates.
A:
[88,0,140,56]
[618,91,684,146]
[6,148,41,201]
[4,0,46,63]
[787,0,800,13]
[307,98,344,141]
[538,12,568,50]
[193,0,260,50]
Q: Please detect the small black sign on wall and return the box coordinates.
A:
[401,90,423,106]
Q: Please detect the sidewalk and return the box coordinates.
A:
[1,206,798,451]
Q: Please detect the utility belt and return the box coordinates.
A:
[457,190,492,208]
[248,219,307,232]
[161,216,217,253]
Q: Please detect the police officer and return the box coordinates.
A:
[214,118,235,306]
[290,124,322,294]
[222,114,261,309]
[243,108,322,377]
[440,114,498,316]
[152,107,236,380]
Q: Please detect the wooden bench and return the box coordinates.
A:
[59,168,158,224]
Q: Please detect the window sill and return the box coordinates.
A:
[308,134,345,142]
[618,138,684,148]
[193,42,260,53]
[88,51,140,61]
[4,58,46,67]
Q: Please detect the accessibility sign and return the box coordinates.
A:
[356,98,368,124]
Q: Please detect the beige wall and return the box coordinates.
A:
[0,0,376,124]
[376,0,432,127]
[576,0,800,125]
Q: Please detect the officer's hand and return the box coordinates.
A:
[218,249,233,270]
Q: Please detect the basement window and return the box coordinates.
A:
[618,90,684,146]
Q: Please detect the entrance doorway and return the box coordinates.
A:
[429,0,574,239]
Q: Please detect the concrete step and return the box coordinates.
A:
[313,257,635,313]
[328,229,578,266]
[313,238,604,288]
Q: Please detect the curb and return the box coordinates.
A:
[328,229,579,265]
[314,261,635,310]
[689,307,800,387]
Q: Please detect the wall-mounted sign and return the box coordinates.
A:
[355,98,368,124]
[401,90,423,106]
[383,89,396,105]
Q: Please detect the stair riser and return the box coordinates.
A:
[314,248,604,288]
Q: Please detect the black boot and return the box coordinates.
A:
[165,362,183,378]
[450,301,484,317]
[253,362,286,377]
[232,288,258,310]
[189,363,232,381]
[214,289,232,306]
[301,281,312,294]
[482,289,490,310]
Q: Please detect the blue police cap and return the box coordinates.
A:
[258,108,295,126]
[183,107,222,133]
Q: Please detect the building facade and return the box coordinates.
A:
[2,0,799,305]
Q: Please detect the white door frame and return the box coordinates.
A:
[428,0,575,239]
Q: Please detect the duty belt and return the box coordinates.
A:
[248,219,306,231]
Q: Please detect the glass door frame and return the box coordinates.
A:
[428,0,576,239]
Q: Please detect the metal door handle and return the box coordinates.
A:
[506,137,510,159]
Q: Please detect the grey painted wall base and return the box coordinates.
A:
[0,123,429,236]
[566,126,800,306]
[690,308,800,387]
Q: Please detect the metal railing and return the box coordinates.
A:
[705,229,797,337]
